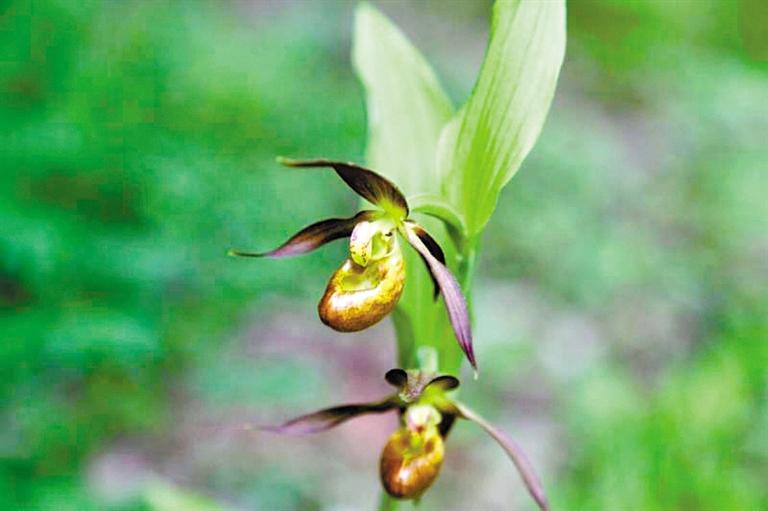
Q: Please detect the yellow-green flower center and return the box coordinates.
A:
[349,217,398,267]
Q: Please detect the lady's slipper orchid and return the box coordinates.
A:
[229,159,476,370]
[262,368,549,510]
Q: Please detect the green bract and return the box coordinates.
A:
[439,0,566,236]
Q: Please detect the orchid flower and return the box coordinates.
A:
[263,368,549,510]
[229,159,476,370]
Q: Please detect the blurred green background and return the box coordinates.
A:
[2,0,766,510]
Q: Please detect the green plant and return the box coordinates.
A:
[232,0,565,508]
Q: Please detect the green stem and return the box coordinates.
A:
[378,492,400,511]
[459,237,479,323]
[459,239,478,292]
[385,232,479,508]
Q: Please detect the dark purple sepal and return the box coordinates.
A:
[228,211,375,259]
[404,222,446,299]
[278,158,409,217]
[454,402,550,511]
[404,225,477,373]
[385,368,409,388]
[262,397,400,435]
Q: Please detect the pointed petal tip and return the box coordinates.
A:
[258,423,319,436]
[276,156,299,167]
[228,249,264,258]
[230,422,296,435]
[460,333,477,375]
[468,348,479,377]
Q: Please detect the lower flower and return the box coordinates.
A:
[261,369,550,510]
[380,405,445,499]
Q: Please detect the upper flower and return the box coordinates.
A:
[262,368,549,510]
[229,159,476,370]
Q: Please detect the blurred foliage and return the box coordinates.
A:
[1,0,766,510]
[2,0,362,508]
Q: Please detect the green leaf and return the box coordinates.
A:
[439,0,566,236]
[408,193,467,246]
[409,194,466,230]
[352,3,454,197]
